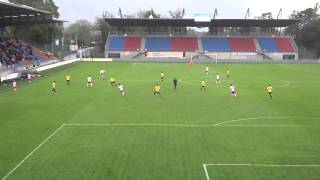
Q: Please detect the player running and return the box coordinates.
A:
[12,80,17,92]
[117,83,125,96]
[173,78,178,90]
[87,75,93,87]
[216,73,221,84]
[154,84,161,95]
[160,72,165,84]
[201,79,207,90]
[226,69,230,79]
[110,76,116,86]
[229,84,237,97]
[205,66,209,76]
[52,80,56,93]
[99,69,106,79]
[267,84,273,98]
[27,73,32,84]
[66,74,71,85]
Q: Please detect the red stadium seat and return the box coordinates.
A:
[171,37,198,52]
[124,37,141,51]
[274,37,295,52]
[229,37,257,52]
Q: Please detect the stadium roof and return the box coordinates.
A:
[105,18,300,27]
[0,0,64,27]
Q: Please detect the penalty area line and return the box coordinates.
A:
[2,124,66,180]
[203,163,320,180]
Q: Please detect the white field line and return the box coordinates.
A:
[2,124,66,180]
[203,164,210,180]
[205,163,320,167]
[65,123,320,128]
[213,117,320,126]
[203,163,320,180]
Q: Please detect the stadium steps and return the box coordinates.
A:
[197,36,204,53]
[253,38,262,52]
[258,52,273,60]
[140,37,146,51]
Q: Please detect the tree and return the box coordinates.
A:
[260,12,273,19]
[8,0,62,45]
[65,20,95,47]
[286,3,320,57]
[169,8,185,19]
[94,11,114,50]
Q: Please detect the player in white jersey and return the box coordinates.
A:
[87,75,93,87]
[216,73,221,84]
[99,69,106,79]
[229,84,237,97]
[205,66,209,76]
[118,83,125,96]
[12,80,17,92]
[27,73,32,84]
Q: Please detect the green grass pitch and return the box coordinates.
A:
[1,62,320,180]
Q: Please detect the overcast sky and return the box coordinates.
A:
[54,0,319,24]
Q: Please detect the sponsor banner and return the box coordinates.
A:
[147,52,183,58]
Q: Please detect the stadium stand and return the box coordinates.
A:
[108,36,125,51]
[274,37,295,52]
[202,37,230,52]
[229,37,257,52]
[124,37,141,51]
[0,38,47,66]
[145,37,171,51]
[171,37,198,52]
[258,37,278,52]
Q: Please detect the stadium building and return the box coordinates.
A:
[104,15,300,62]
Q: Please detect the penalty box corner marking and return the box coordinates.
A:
[202,163,320,180]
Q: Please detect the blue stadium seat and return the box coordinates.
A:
[108,36,125,51]
[145,37,171,51]
[202,37,230,52]
[258,38,279,52]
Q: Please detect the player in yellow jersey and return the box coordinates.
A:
[226,69,230,79]
[160,72,165,83]
[65,74,71,85]
[52,80,56,93]
[201,79,207,90]
[110,76,116,86]
[154,84,161,95]
[267,84,273,98]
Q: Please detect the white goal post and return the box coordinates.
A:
[190,53,218,64]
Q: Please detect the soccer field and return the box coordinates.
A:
[1,62,320,180]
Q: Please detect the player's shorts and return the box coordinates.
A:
[52,88,56,92]
[202,85,206,88]
[231,91,235,94]
[268,92,272,94]
[67,80,70,82]
[161,77,164,80]
[155,91,160,93]
[87,81,92,84]
[111,81,115,84]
